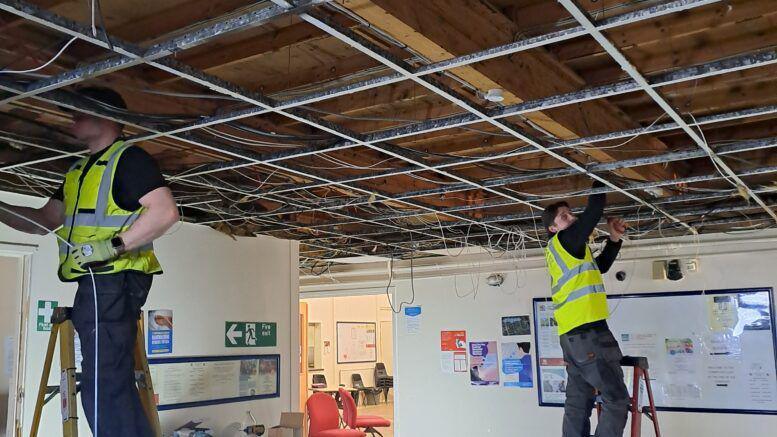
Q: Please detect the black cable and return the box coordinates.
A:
[385,251,416,314]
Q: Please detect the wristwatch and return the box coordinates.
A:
[111,236,126,255]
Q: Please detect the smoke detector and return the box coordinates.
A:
[486,273,505,287]
[643,187,665,197]
[483,88,504,103]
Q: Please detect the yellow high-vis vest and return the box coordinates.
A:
[545,234,608,335]
[56,140,162,282]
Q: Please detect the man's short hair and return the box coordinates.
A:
[541,201,570,236]
[61,86,127,131]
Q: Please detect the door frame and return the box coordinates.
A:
[0,243,35,437]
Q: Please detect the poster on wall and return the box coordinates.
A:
[502,315,531,336]
[336,322,377,363]
[502,342,533,387]
[469,341,499,385]
[148,309,173,355]
[440,330,467,374]
[404,306,422,334]
[148,354,280,410]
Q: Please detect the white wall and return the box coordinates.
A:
[303,294,393,388]
[389,234,777,437]
[0,191,300,436]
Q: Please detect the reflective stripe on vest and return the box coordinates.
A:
[547,241,601,301]
[552,283,606,310]
[56,141,162,281]
[545,234,608,335]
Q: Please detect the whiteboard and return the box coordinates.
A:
[533,288,777,414]
[148,354,280,410]
[337,322,377,364]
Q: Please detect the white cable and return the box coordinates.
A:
[0,204,98,435]
[90,0,97,37]
[0,37,78,74]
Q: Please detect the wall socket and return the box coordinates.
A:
[652,260,667,280]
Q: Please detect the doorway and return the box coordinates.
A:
[300,290,396,437]
[0,250,30,437]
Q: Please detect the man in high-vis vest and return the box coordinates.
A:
[541,180,630,437]
[0,87,179,436]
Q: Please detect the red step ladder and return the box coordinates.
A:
[596,356,661,437]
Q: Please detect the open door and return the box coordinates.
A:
[299,302,308,414]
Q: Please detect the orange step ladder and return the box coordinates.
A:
[596,356,661,437]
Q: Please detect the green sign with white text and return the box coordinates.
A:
[225,322,277,347]
[37,300,58,331]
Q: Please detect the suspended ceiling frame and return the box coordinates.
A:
[0,0,776,264]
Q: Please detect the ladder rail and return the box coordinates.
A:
[29,323,59,437]
[29,307,161,437]
[594,356,661,437]
[643,369,661,437]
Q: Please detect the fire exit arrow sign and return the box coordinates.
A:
[225,321,277,347]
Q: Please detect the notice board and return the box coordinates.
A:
[533,288,777,414]
[337,322,377,364]
[148,354,280,410]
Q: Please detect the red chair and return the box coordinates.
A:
[307,392,366,437]
[339,388,391,437]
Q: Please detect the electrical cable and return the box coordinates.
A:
[385,251,417,314]
[0,37,78,74]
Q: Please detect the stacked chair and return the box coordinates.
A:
[373,363,393,403]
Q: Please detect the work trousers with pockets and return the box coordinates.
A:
[559,326,630,437]
[71,271,154,437]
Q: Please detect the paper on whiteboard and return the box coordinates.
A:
[619,332,659,358]
[535,302,562,358]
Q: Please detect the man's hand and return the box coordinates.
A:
[606,217,627,242]
[70,239,118,269]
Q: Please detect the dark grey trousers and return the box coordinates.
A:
[71,271,154,437]
[560,327,630,437]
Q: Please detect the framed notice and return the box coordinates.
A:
[337,322,377,364]
[533,287,777,414]
[148,354,280,410]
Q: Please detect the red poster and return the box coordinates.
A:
[441,330,466,352]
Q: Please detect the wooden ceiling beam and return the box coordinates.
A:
[0,0,68,33]
[554,0,773,64]
[164,21,327,75]
[108,0,253,43]
[621,78,777,124]
[568,8,777,85]
[340,0,682,183]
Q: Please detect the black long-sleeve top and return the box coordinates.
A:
[555,180,622,334]
[556,180,622,273]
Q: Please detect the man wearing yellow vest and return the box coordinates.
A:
[542,180,629,437]
[0,87,179,436]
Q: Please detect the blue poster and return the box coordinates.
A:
[148,309,173,354]
[502,342,533,387]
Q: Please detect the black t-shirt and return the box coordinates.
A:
[52,144,167,211]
